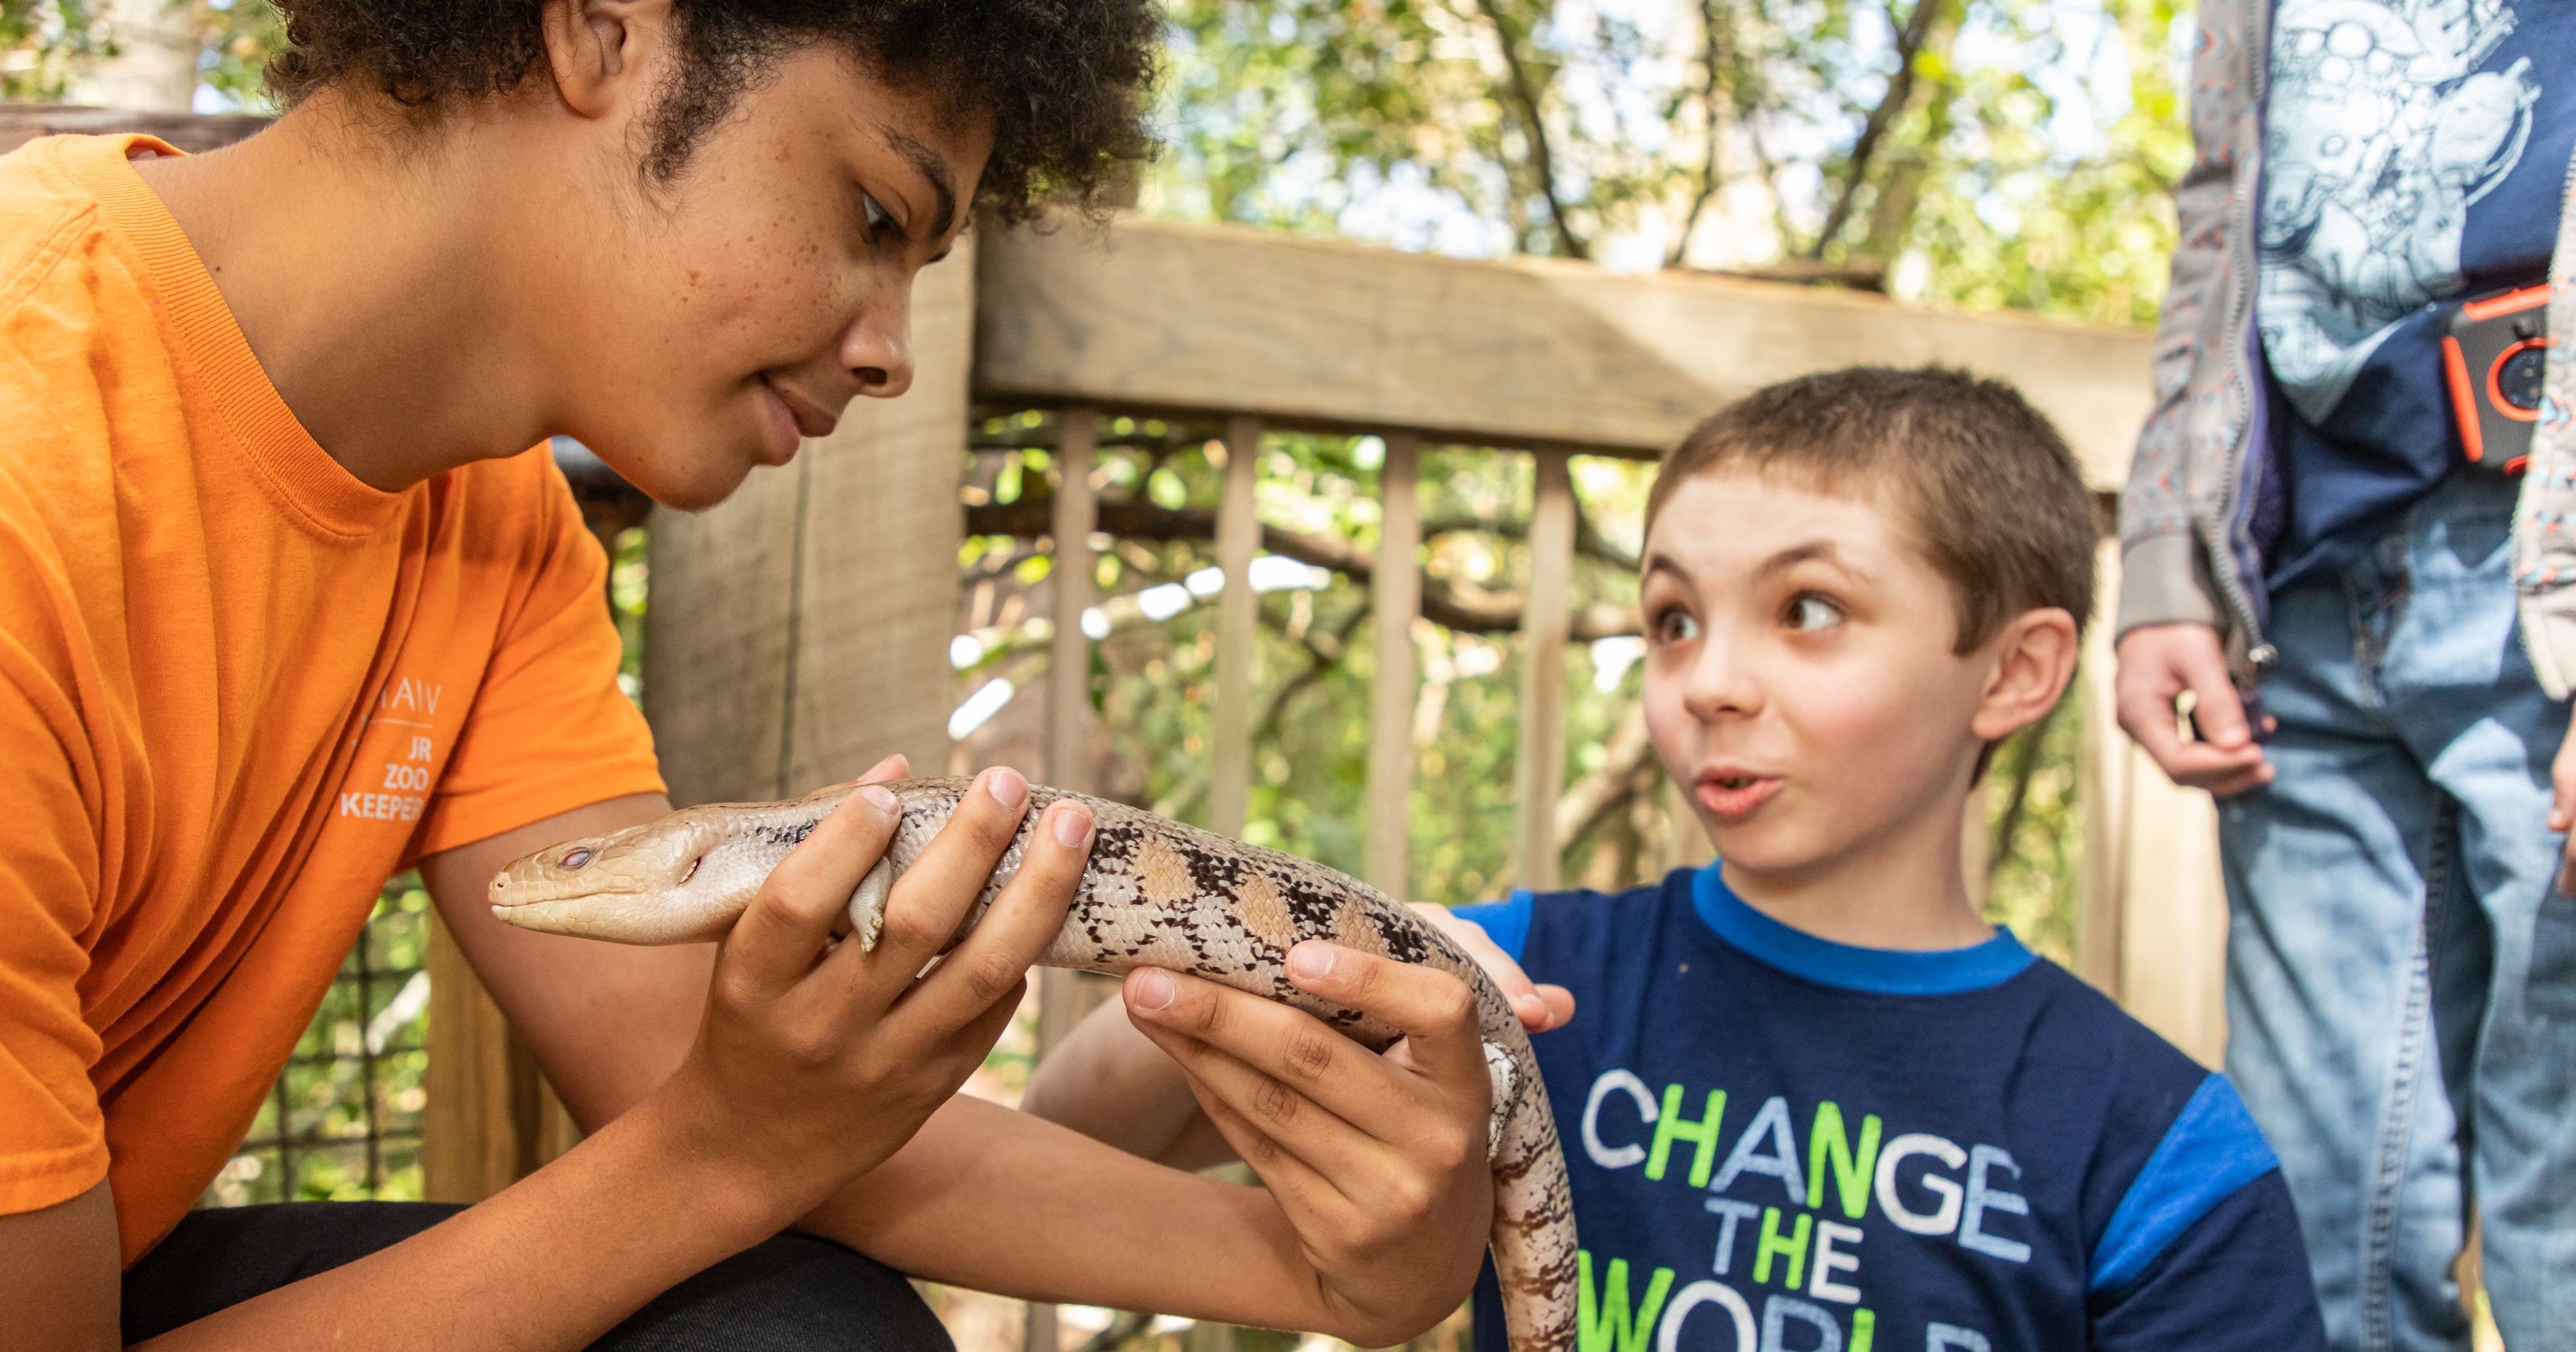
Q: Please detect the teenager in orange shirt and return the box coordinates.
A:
[0,3,1499,1349]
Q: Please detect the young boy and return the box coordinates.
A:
[1028,366,2331,1350]
[0,3,1498,1349]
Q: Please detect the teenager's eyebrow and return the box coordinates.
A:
[879,126,959,242]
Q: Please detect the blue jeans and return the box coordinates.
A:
[2222,471,2576,1352]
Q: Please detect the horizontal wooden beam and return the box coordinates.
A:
[0,104,269,155]
[976,217,2152,490]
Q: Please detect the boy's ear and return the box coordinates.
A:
[1968,608,2080,744]
[542,0,676,120]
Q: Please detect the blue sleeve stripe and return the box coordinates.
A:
[1447,890,1536,964]
[2089,1073,2284,1295]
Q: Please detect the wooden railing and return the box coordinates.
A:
[970,221,2222,1069]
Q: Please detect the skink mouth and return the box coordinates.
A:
[485,877,652,910]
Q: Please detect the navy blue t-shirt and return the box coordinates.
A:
[2256,0,2575,588]
[1455,869,2326,1352]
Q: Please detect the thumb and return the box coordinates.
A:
[2178,644,2252,750]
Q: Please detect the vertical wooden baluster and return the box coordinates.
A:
[1025,405,1099,1352]
[1185,415,1263,1352]
[1209,416,1263,839]
[1037,405,1102,1048]
[1514,451,1576,892]
[1045,407,1100,796]
[1365,433,1424,897]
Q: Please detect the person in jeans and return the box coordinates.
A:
[2112,0,2576,1346]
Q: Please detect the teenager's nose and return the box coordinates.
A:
[839,297,914,400]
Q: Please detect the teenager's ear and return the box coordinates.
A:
[542,0,675,119]
[1968,607,2079,743]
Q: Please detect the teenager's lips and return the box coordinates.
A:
[754,377,840,466]
[755,378,802,466]
[773,382,840,440]
[1694,769,1783,821]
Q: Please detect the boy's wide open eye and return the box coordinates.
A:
[1649,605,1699,645]
[1784,594,1844,633]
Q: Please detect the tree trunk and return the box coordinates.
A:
[70,0,201,113]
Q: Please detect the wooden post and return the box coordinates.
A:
[2082,538,2231,1066]
[1208,416,1263,838]
[2074,535,2128,997]
[1514,452,1576,891]
[423,916,574,1199]
[422,914,519,1202]
[1364,434,1424,897]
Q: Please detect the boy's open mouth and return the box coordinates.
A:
[1695,771,1782,820]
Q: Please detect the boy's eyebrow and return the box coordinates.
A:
[1754,540,1871,585]
[877,126,959,243]
[1642,540,1872,586]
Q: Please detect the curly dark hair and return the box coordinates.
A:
[264,1,1159,221]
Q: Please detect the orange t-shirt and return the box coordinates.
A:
[0,134,666,1263]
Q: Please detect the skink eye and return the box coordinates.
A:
[560,848,592,869]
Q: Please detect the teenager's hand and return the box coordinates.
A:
[2115,623,2276,796]
[1409,903,1574,1032]
[650,767,1092,1222]
[2547,720,2576,897]
[1122,945,1494,1345]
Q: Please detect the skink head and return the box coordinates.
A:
[487,807,747,944]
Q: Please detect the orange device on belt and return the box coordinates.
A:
[2442,284,2552,473]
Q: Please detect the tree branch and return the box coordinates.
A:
[1470,0,1589,260]
[1418,510,1638,573]
[1072,1313,1154,1352]
[1986,694,2067,871]
[967,491,1640,640]
[1158,602,1373,821]
[1805,0,1948,259]
[1668,0,1736,268]
[1552,702,1660,851]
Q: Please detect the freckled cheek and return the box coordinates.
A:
[666,250,851,358]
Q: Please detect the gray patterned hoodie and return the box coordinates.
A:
[2119,0,2576,697]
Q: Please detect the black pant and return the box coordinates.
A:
[122,1202,956,1350]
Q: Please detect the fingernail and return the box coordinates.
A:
[1051,803,1094,848]
[985,768,1028,811]
[1288,942,1335,980]
[1133,969,1177,1011]
[858,784,897,814]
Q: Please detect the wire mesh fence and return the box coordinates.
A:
[197,876,433,1207]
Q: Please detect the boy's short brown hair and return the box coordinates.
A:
[1646,366,2097,652]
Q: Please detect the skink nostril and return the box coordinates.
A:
[679,857,701,886]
